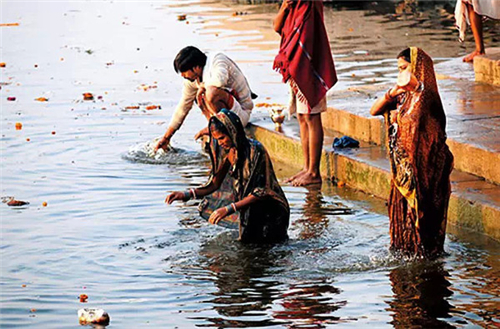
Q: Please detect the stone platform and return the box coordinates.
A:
[474,47,500,86]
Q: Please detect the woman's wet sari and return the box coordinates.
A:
[385,48,454,258]
[200,109,290,243]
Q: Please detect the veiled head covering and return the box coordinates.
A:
[209,109,249,173]
[408,47,446,130]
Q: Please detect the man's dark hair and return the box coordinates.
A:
[397,48,411,63]
[173,46,207,73]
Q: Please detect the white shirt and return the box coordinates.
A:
[169,53,254,130]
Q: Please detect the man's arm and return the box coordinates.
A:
[155,80,197,152]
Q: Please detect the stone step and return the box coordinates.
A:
[246,118,500,242]
[474,47,500,86]
[321,70,500,184]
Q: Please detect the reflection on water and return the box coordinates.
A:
[194,238,290,327]
[387,261,454,329]
[295,186,354,240]
[273,281,347,327]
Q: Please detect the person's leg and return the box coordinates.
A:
[204,86,234,115]
[293,113,323,186]
[286,113,310,183]
[463,3,485,63]
[195,86,236,140]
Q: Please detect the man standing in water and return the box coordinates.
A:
[154,46,255,152]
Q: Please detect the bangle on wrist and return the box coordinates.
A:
[385,89,395,101]
[183,190,191,201]
[190,188,197,199]
[231,203,237,213]
[224,204,233,215]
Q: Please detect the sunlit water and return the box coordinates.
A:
[1,1,499,328]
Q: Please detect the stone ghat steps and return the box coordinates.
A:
[321,81,500,185]
[474,48,500,87]
[246,119,500,242]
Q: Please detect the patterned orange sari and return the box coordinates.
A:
[385,48,454,258]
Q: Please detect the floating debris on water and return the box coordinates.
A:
[82,93,94,101]
[2,197,30,207]
[122,103,162,111]
[78,308,110,326]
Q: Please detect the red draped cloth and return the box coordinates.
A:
[273,0,337,110]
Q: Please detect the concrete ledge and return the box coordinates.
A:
[447,139,500,185]
[322,107,386,145]
[247,122,500,242]
[474,48,500,86]
[321,105,500,185]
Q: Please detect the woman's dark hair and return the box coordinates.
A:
[209,118,230,138]
[173,46,207,73]
[397,48,411,63]
[209,111,250,171]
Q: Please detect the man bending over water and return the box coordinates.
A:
[155,46,255,152]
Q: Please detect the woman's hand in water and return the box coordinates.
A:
[165,191,188,204]
[208,207,229,225]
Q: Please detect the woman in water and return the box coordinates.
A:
[370,47,454,258]
[165,109,289,244]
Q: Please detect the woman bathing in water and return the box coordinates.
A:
[165,109,290,244]
[370,48,454,258]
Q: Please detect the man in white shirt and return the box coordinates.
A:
[155,46,255,152]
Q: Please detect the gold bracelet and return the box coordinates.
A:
[385,89,395,101]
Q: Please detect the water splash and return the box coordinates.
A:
[123,138,208,165]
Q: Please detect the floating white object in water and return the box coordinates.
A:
[78,308,110,325]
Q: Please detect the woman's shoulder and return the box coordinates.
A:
[248,139,269,156]
[249,139,264,149]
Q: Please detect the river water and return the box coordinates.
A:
[1,1,499,328]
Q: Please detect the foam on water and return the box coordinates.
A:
[123,138,208,165]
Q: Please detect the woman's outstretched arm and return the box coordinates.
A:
[208,194,260,225]
[165,160,230,204]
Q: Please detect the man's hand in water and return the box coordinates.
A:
[194,127,209,141]
[208,207,229,225]
[154,135,170,153]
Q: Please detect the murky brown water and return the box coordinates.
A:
[1,1,499,328]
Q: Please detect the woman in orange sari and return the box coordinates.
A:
[370,48,454,258]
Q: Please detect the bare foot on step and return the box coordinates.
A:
[463,50,484,63]
[292,172,322,186]
[285,170,307,184]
